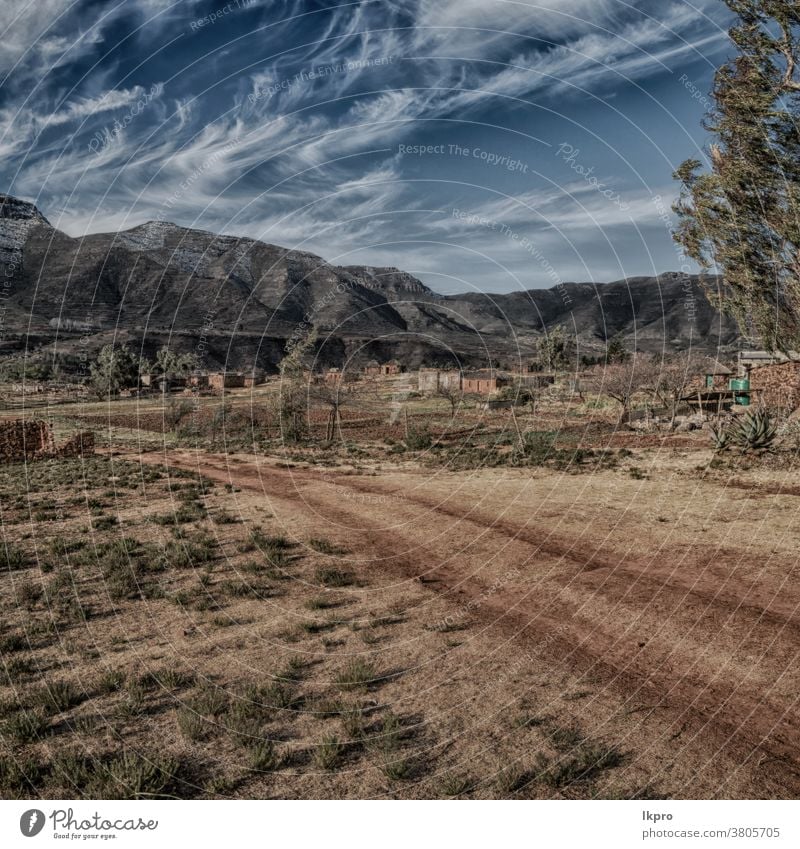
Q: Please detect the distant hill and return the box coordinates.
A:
[0,193,740,374]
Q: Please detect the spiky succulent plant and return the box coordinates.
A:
[727,410,776,454]
[709,423,730,453]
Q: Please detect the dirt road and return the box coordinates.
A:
[124,446,800,798]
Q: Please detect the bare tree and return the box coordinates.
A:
[276,329,318,443]
[585,356,661,424]
[308,382,353,442]
[435,381,464,418]
[652,353,707,428]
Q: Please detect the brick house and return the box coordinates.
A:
[461,372,510,395]
[243,371,266,388]
[188,372,210,389]
[364,361,402,377]
[738,350,800,375]
[208,372,246,391]
[418,369,462,392]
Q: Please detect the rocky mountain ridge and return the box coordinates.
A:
[0,193,740,372]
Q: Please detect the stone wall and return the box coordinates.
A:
[56,431,95,458]
[747,361,800,411]
[0,420,95,463]
[0,420,54,462]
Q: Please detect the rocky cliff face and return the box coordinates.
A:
[0,193,51,267]
[0,192,740,372]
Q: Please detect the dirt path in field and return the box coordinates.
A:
[117,447,800,798]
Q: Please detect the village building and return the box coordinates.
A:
[208,372,246,391]
[363,360,402,377]
[461,371,510,395]
[701,359,733,389]
[514,373,556,389]
[243,371,266,388]
[188,372,211,390]
[738,350,800,375]
[418,368,462,393]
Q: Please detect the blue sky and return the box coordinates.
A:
[0,0,733,294]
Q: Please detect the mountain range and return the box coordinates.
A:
[0,193,740,374]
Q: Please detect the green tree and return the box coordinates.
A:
[89,345,139,397]
[606,331,629,364]
[153,347,198,378]
[673,0,800,352]
[536,325,574,371]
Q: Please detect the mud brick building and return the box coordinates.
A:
[208,372,246,391]
[243,372,265,388]
[418,369,462,392]
[738,350,800,375]
[515,373,556,389]
[746,361,800,411]
[364,361,402,377]
[461,372,510,395]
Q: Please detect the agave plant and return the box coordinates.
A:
[727,410,776,454]
[709,422,730,453]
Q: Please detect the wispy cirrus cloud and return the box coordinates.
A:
[0,0,730,291]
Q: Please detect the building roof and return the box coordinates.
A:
[739,350,800,362]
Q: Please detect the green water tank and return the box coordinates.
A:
[729,378,751,406]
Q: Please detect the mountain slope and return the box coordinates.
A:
[0,193,740,372]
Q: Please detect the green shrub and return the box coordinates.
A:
[0,543,27,571]
[314,735,344,770]
[308,538,346,555]
[177,708,207,742]
[92,514,119,531]
[517,430,557,463]
[405,427,433,450]
[192,685,229,717]
[438,772,475,798]
[0,633,26,652]
[249,740,280,772]
[92,752,180,799]
[96,670,126,695]
[35,680,82,713]
[537,743,623,788]
[336,659,379,691]
[381,752,413,780]
[315,567,354,588]
[496,764,530,795]
[16,580,42,609]
[4,709,48,742]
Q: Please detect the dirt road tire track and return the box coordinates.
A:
[121,448,800,798]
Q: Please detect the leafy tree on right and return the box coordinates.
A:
[673,0,800,352]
